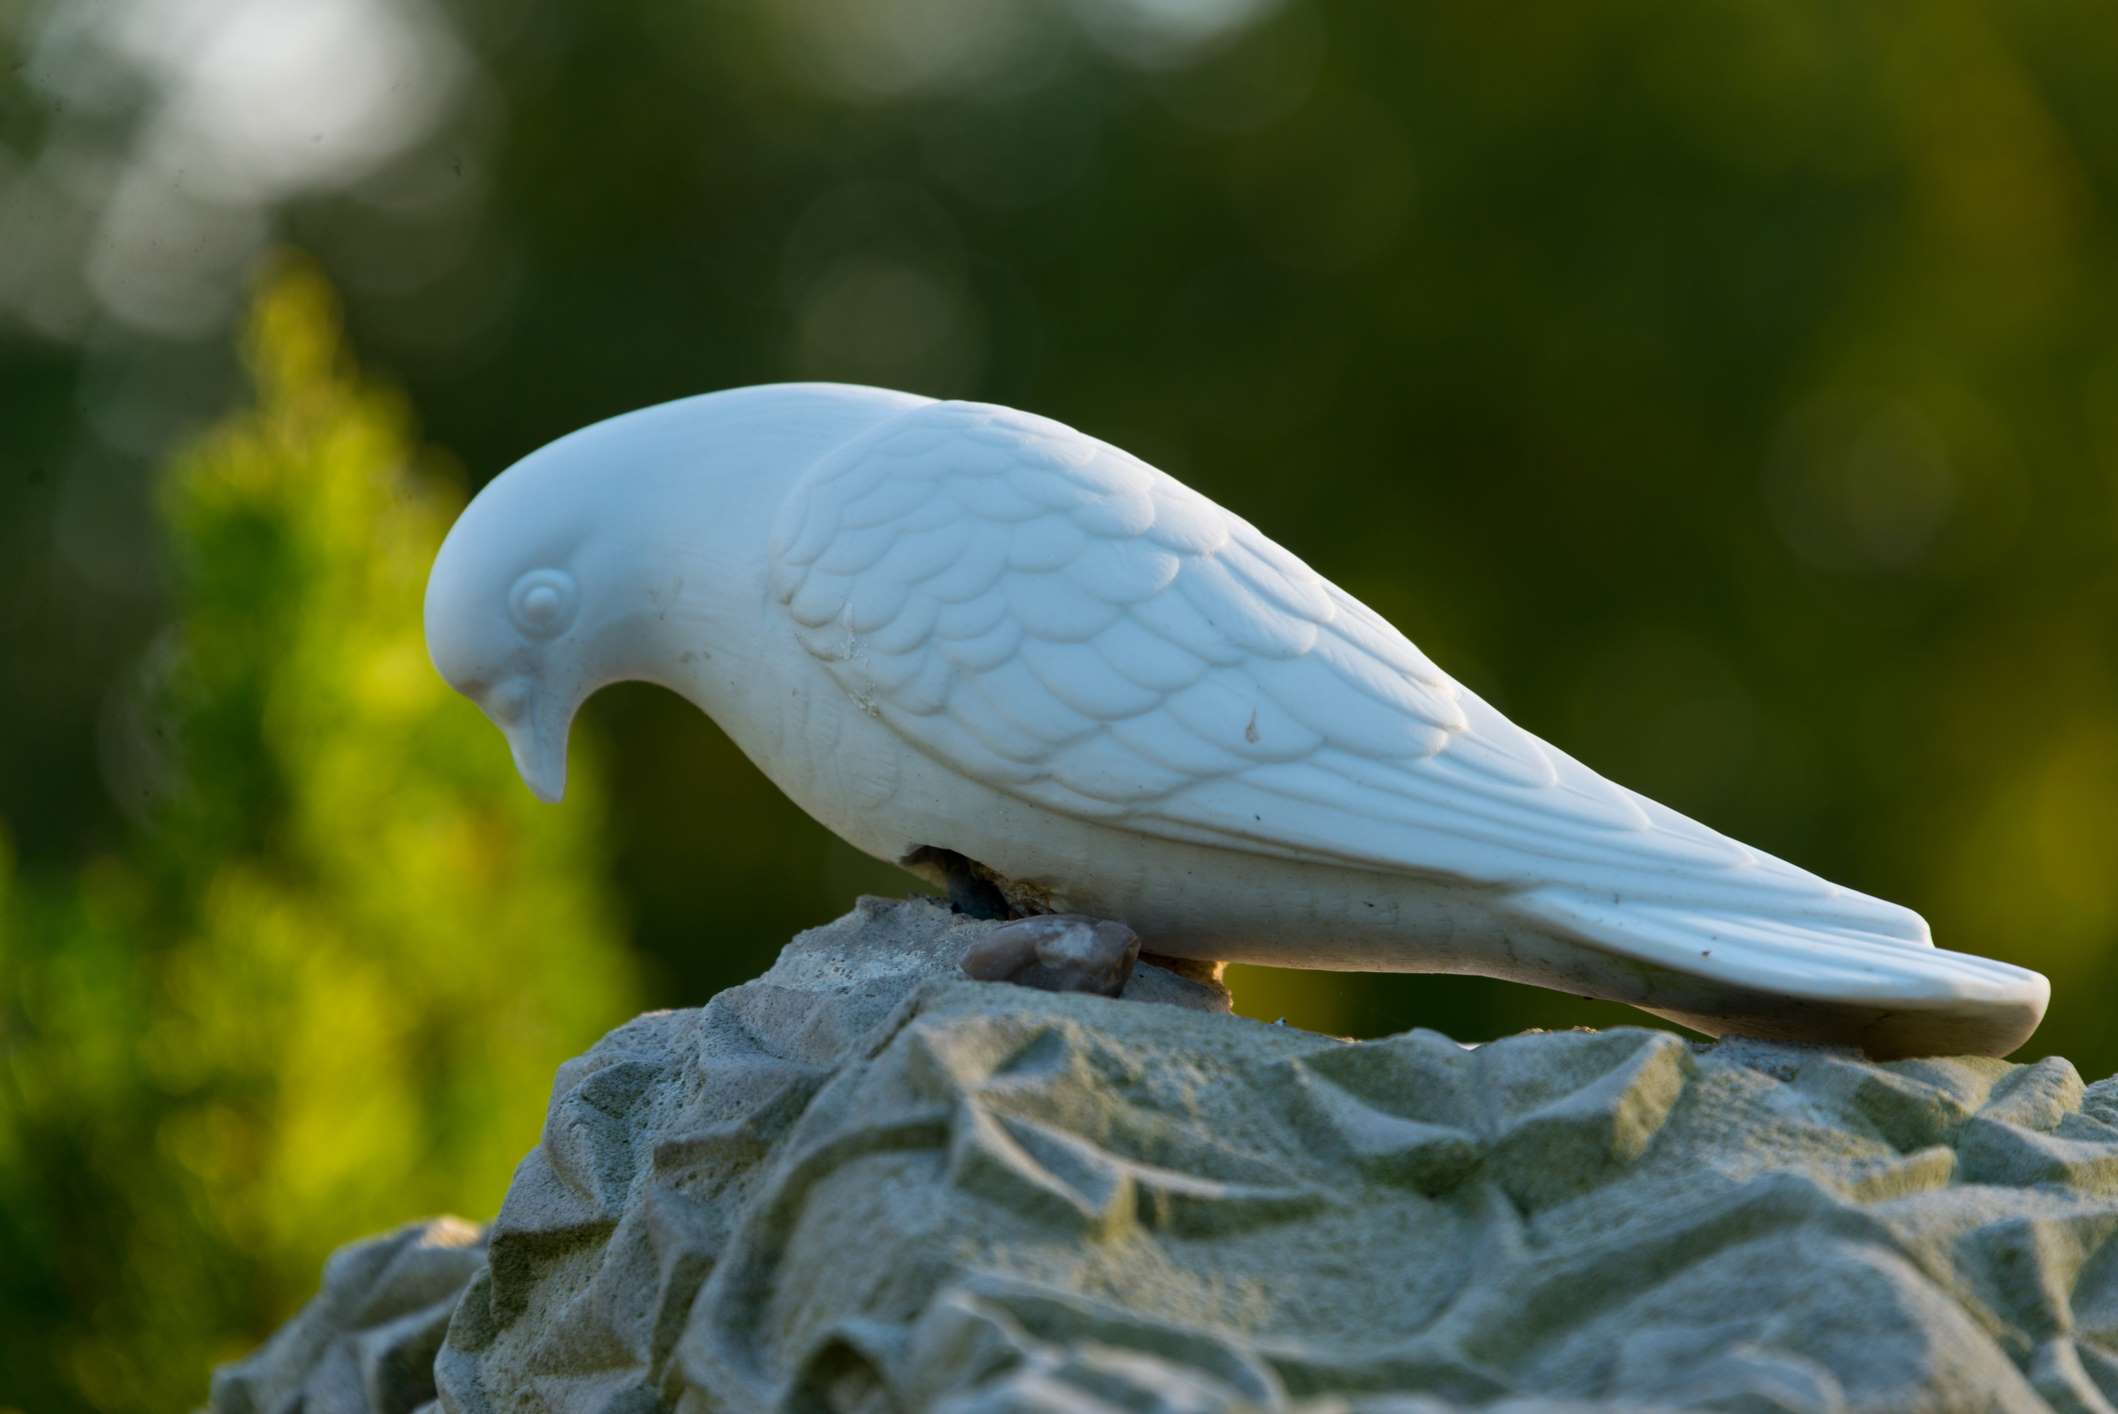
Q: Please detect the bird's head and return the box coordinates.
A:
[424,383,927,803]
[424,466,606,804]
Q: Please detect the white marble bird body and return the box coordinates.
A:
[424,383,2049,1056]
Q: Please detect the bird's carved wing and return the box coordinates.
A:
[768,399,1921,938]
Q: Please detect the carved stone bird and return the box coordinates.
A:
[423,383,2049,1056]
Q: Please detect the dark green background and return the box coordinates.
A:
[4,1,2118,1405]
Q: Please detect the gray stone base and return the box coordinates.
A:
[217,897,2118,1412]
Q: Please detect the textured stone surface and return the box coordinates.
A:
[221,898,2118,1412]
[209,1218,485,1414]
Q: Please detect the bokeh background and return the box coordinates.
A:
[4,0,2117,1406]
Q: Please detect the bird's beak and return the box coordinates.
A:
[496,691,577,804]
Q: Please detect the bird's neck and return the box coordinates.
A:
[578,382,932,743]
[584,466,785,727]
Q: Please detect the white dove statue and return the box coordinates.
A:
[424,383,2049,1057]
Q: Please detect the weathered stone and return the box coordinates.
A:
[209,1218,485,1414]
[218,898,2118,1412]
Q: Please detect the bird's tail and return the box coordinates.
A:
[1514,887,2050,1058]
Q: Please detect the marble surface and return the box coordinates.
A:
[423,383,2047,1052]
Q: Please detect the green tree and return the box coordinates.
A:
[0,262,638,1412]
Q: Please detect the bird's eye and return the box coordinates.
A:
[509,568,578,640]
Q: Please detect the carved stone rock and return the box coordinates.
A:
[220,898,2118,1412]
[209,1218,485,1414]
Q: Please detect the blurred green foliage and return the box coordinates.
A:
[0,265,637,1412]
[4,2,2118,1406]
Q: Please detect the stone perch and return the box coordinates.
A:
[217,898,2118,1412]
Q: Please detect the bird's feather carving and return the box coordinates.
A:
[770,400,1923,945]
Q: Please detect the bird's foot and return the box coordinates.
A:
[960,915,1141,999]
[903,845,1015,920]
